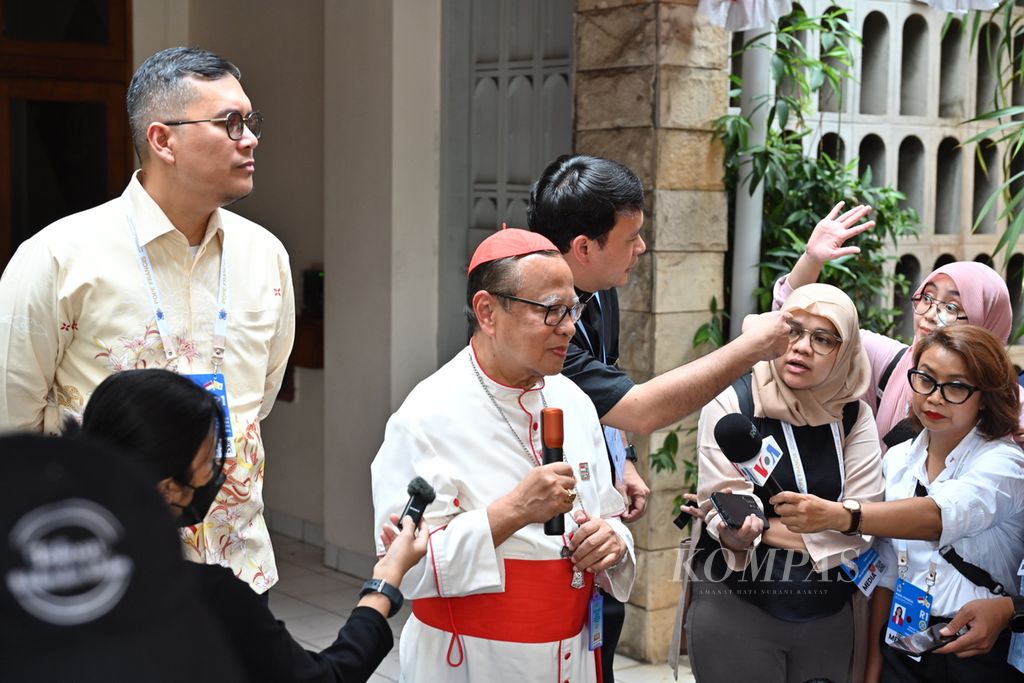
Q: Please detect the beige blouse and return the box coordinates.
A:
[695,385,885,573]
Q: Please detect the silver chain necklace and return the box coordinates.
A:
[468,352,546,465]
[467,351,587,590]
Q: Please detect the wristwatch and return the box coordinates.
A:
[1011,595,1024,633]
[359,578,404,618]
[841,499,863,536]
[624,444,638,463]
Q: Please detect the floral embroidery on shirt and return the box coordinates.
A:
[174,336,200,365]
[93,323,164,371]
[273,288,281,296]
[60,321,78,331]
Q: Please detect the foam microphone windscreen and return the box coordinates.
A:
[712,413,762,463]
[399,476,437,528]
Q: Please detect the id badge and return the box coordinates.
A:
[885,578,932,659]
[841,547,887,598]
[184,373,235,459]
[588,591,604,651]
[604,426,627,481]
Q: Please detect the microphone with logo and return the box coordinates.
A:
[399,477,437,529]
[542,407,565,536]
[713,413,785,496]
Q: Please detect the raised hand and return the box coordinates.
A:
[741,310,794,361]
[806,201,875,267]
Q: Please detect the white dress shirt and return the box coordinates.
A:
[877,428,1024,617]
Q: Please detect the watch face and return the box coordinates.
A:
[843,500,860,512]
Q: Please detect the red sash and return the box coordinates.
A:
[413,558,594,643]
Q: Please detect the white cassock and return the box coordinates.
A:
[371,345,636,683]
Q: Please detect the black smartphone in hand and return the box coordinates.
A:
[890,624,960,656]
[710,491,770,530]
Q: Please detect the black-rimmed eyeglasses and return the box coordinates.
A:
[489,292,585,327]
[907,369,979,404]
[163,111,262,140]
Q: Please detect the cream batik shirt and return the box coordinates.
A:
[0,172,295,592]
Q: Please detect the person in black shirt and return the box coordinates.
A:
[527,154,794,680]
[80,368,427,683]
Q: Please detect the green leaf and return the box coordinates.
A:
[821,31,836,53]
[771,53,785,84]
[775,99,790,130]
[808,66,825,91]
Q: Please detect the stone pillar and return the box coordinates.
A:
[575,0,730,663]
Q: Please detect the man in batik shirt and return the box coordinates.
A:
[0,47,294,595]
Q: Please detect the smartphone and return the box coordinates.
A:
[890,623,959,655]
[709,491,770,530]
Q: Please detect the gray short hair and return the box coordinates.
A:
[126,47,241,161]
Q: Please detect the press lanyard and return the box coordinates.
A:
[896,538,940,592]
[894,444,971,591]
[576,293,631,478]
[779,420,845,497]
[126,213,228,372]
[575,292,605,363]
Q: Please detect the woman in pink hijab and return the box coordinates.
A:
[772,202,1016,452]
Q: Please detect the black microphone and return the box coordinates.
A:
[713,413,785,496]
[399,476,436,529]
[542,407,565,536]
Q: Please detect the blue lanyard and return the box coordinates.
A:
[575,292,606,363]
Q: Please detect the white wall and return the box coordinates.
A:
[322,0,441,576]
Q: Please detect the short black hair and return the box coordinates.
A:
[465,252,559,332]
[82,369,228,487]
[126,46,241,162]
[527,154,644,253]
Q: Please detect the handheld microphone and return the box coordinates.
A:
[399,476,437,529]
[542,407,565,536]
[712,413,785,496]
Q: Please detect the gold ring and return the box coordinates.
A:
[564,488,577,505]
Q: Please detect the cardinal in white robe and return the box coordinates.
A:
[372,229,635,683]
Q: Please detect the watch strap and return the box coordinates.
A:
[1011,595,1024,633]
[624,444,638,463]
[359,578,404,618]
[842,501,862,536]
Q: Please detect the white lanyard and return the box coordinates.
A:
[894,442,973,588]
[779,420,845,496]
[126,214,229,372]
[896,538,940,591]
[575,292,605,363]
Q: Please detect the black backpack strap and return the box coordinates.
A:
[841,401,859,438]
[876,346,909,402]
[939,545,1009,596]
[731,372,756,421]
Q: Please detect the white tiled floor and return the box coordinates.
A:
[270,532,694,683]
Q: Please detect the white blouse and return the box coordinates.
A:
[877,428,1024,617]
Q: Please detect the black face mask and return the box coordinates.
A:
[173,470,226,528]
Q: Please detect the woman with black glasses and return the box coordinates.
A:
[774,325,1024,682]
